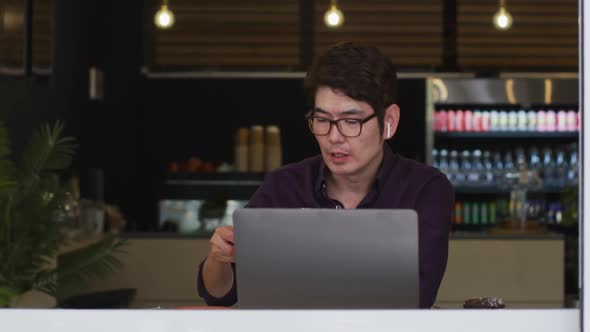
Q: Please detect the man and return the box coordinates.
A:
[197,42,454,308]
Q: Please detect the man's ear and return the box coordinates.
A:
[383,104,400,140]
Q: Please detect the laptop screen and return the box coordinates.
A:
[234,208,419,309]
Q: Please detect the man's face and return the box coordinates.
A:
[313,86,385,178]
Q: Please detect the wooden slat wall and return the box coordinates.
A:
[314,0,443,68]
[0,1,24,66]
[457,0,577,68]
[153,0,300,67]
[32,0,52,67]
[0,0,52,68]
[0,0,578,70]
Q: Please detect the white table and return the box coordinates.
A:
[0,309,579,332]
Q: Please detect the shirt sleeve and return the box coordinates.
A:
[245,171,279,208]
[196,258,238,306]
[196,173,277,306]
[414,173,454,308]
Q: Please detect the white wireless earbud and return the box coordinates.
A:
[387,123,391,138]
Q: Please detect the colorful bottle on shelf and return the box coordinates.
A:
[546,110,557,132]
[481,202,489,225]
[473,110,482,132]
[537,110,547,131]
[471,202,480,225]
[557,110,568,132]
[463,202,471,225]
[566,110,577,131]
[527,110,537,132]
[507,111,518,131]
[489,201,497,224]
[464,110,473,132]
[481,111,491,132]
[490,109,499,131]
[454,202,462,224]
[517,109,527,131]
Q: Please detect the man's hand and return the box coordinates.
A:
[202,226,235,298]
[208,226,235,263]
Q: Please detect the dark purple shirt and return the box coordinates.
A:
[197,145,454,308]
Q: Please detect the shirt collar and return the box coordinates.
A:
[314,144,397,196]
[315,158,328,195]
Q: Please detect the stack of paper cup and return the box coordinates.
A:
[265,126,282,172]
[249,126,265,172]
[234,128,249,172]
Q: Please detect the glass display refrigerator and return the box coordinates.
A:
[425,76,579,303]
[426,76,579,231]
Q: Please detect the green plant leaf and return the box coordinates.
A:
[0,120,127,305]
[20,121,77,195]
[57,235,128,300]
[33,269,57,296]
[0,285,19,307]
[0,123,16,198]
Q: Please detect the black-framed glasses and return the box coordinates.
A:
[306,111,377,138]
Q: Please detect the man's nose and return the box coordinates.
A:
[327,123,346,143]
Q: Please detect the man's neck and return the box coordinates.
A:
[325,148,384,207]
[327,172,373,196]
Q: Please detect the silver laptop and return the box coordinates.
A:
[233,208,419,309]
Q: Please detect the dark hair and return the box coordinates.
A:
[304,42,398,133]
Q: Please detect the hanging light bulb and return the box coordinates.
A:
[154,0,175,29]
[2,5,25,32]
[324,0,344,28]
[493,0,513,30]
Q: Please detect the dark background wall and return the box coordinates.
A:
[139,77,426,165]
[0,0,144,227]
[0,76,55,155]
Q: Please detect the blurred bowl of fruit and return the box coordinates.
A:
[167,157,218,174]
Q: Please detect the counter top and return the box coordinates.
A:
[449,231,564,240]
[0,309,579,332]
[118,231,565,240]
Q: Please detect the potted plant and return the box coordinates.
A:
[0,121,126,307]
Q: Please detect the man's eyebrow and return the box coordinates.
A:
[314,107,363,116]
[340,109,363,116]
